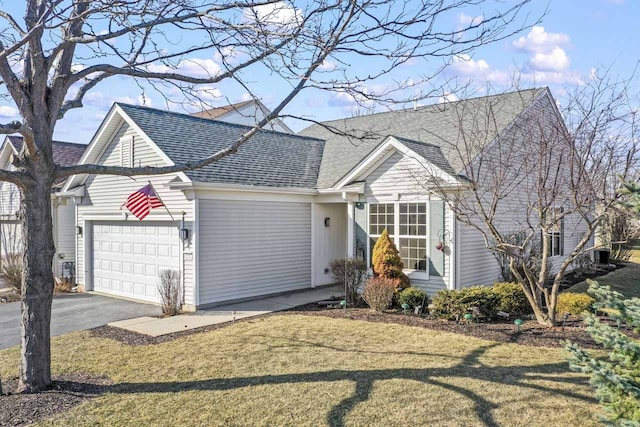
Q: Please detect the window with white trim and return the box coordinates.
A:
[398,203,427,271]
[548,208,564,257]
[368,202,430,274]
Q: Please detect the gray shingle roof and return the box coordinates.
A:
[4,136,86,167]
[299,88,547,188]
[117,104,325,188]
[390,136,457,177]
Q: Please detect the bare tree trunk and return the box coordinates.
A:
[17,166,55,393]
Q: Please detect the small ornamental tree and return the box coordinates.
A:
[371,229,410,289]
[565,280,640,425]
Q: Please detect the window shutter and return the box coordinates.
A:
[560,208,565,256]
[130,135,135,167]
[120,138,125,165]
[429,200,445,277]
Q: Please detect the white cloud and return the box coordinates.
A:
[147,57,221,79]
[529,47,570,72]
[449,54,490,75]
[438,92,459,104]
[0,105,18,118]
[513,26,571,53]
[318,59,337,71]
[446,53,583,87]
[82,92,151,110]
[243,2,302,31]
[456,13,483,27]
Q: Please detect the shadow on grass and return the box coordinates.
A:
[101,343,593,427]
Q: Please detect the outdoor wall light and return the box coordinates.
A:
[76,226,83,236]
[324,217,330,227]
[180,228,190,241]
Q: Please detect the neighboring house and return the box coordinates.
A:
[61,87,589,309]
[191,99,293,133]
[0,136,86,278]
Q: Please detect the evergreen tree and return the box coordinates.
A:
[371,229,410,289]
[565,282,640,425]
[566,178,640,424]
[618,178,640,214]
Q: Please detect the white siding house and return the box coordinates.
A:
[63,103,326,309]
[59,87,590,309]
[0,136,86,278]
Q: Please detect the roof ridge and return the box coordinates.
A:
[197,99,255,113]
[52,140,87,147]
[315,87,546,126]
[390,135,442,149]
[5,135,84,146]
[116,102,325,142]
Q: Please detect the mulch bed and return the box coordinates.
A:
[284,304,640,350]
[558,263,624,291]
[90,300,637,350]
[90,311,275,346]
[0,373,111,427]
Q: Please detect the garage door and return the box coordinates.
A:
[198,200,312,305]
[92,221,180,303]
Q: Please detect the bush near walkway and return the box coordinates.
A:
[330,257,367,307]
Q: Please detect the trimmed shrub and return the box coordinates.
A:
[371,229,410,290]
[158,269,183,316]
[492,282,532,316]
[429,289,461,320]
[397,287,427,309]
[0,254,22,293]
[557,292,595,316]
[431,286,501,321]
[54,277,74,293]
[329,257,367,307]
[362,277,396,311]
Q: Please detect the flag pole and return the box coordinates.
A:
[147,180,176,222]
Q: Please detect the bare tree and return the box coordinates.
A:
[0,0,535,392]
[418,77,639,326]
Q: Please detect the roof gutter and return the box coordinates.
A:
[173,181,319,195]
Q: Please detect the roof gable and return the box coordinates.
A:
[299,88,548,188]
[117,104,324,188]
[66,104,325,191]
[335,135,461,189]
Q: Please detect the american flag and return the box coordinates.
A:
[122,184,164,220]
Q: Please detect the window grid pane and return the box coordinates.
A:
[399,203,427,236]
[369,203,395,236]
[400,238,427,271]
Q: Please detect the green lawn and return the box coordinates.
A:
[0,315,601,426]
[568,260,640,298]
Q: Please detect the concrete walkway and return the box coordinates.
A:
[109,285,342,337]
[0,293,161,350]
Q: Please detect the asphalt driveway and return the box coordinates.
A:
[0,293,161,350]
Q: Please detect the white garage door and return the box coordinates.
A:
[92,221,180,303]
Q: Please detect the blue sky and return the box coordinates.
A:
[0,0,638,143]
